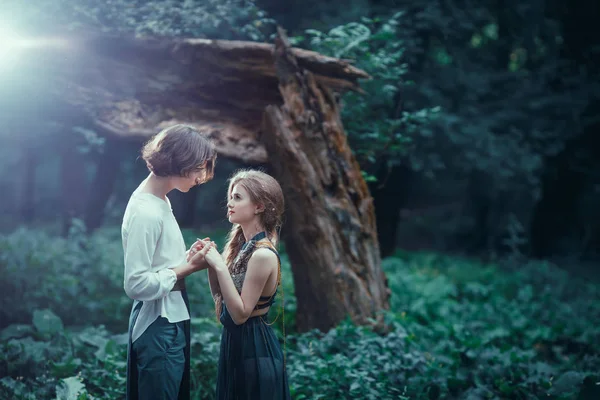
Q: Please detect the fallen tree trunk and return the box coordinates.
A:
[262,29,390,332]
[28,33,369,164]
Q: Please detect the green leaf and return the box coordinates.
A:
[0,377,27,396]
[33,309,64,337]
[55,376,87,400]
[0,324,34,341]
[51,358,83,378]
[549,371,584,396]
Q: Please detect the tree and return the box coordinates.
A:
[530,0,600,258]
[263,28,390,332]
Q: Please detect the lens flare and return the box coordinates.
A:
[0,28,70,70]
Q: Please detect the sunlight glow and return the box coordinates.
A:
[0,28,70,70]
[0,28,34,69]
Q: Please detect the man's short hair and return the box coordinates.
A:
[141,124,217,179]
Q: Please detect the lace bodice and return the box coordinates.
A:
[226,232,279,300]
[231,272,246,293]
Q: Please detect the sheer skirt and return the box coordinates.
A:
[216,303,290,400]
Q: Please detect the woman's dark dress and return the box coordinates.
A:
[216,232,291,400]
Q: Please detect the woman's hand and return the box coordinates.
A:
[205,244,227,272]
[188,239,213,271]
[186,237,210,262]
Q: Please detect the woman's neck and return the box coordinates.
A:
[241,225,265,242]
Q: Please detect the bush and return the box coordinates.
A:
[383,252,600,398]
[0,225,234,332]
[0,224,130,331]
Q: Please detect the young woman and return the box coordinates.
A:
[122,124,217,400]
[191,169,291,399]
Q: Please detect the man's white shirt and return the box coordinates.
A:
[122,190,190,342]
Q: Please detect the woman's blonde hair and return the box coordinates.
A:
[222,169,285,267]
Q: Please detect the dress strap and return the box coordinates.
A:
[253,241,281,311]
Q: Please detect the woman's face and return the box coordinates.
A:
[227,184,259,224]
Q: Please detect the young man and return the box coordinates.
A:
[121,124,217,400]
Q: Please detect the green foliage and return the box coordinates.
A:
[2,228,598,398]
[289,2,597,254]
[5,0,275,41]
[287,321,416,400]
[0,224,129,330]
[384,1,595,251]
[293,14,440,174]
[0,225,221,331]
[384,252,600,398]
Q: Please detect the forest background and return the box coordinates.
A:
[1,0,599,399]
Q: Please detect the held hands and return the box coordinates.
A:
[187,237,210,262]
[187,237,225,272]
[187,238,214,271]
[204,246,226,272]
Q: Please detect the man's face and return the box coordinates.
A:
[176,165,208,193]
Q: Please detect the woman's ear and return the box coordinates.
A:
[255,204,265,215]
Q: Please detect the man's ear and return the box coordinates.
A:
[197,161,208,170]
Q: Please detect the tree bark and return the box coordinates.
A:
[34,33,368,160]
[261,28,390,333]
